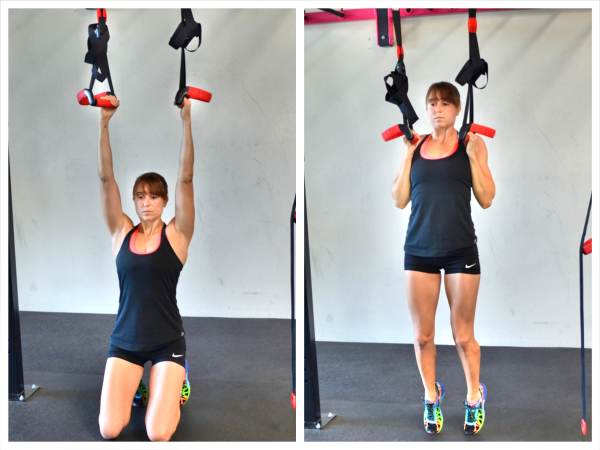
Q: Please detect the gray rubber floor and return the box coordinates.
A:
[305,341,592,441]
[9,311,295,441]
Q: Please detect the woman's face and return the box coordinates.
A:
[133,185,167,222]
[426,95,460,129]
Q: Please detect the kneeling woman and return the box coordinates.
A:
[392,82,495,435]
[97,96,196,441]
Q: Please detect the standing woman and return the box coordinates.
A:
[96,95,196,441]
[391,81,495,435]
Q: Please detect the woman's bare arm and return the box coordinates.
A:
[466,133,496,209]
[97,96,131,237]
[173,99,195,241]
[391,133,421,209]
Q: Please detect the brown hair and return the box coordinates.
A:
[425,81,461,109]
[132,172,168,201]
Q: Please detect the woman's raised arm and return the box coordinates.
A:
[173,98,195,241]
[97,95,132,238]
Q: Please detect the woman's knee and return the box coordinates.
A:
[453,334,478,350]
[98,404,131,440]
[146,409,180,442]
[98,416,126,440]
[414,332,435,347]
[146,421,176,442]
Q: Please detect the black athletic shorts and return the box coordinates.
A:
[404,246,481,275]
[108,336,186,368]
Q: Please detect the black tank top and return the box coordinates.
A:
[110,223,184,351]
[404,135,477,257]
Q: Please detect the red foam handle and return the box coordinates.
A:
[290,391,296,410]
[396,46,404,59]
[94,93,116,108]
[583,239,592,255]
[76,89,92,106]
[187,86,212,103]
[76,90,116,108]
[382,125,403,142]
[382,125,418,144]
[470,123,496,138]
[581,418,587,436]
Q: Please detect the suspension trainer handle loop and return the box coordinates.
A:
[169,8,202,51]
[382,9,418,142]
[170,9,212,107]
[455,9,488,88]
[77,8,116,108]
[455,9,494,146]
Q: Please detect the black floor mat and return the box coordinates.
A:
[9,311,295,441]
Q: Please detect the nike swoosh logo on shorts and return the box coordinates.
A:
[465,263,477,269]
[171,353,183,358]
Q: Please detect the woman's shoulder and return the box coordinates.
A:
[112,216,136,257]
[165,219,189,265]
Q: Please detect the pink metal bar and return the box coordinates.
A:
[305,8,503,25]
[304,8,375,24]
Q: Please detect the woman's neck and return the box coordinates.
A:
[430,126,457,143]
[138,219,163,237]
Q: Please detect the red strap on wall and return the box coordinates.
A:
[97,8,107,22]
[468,17,477,33]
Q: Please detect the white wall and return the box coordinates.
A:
[305,9,592,347]
[9,9,295,318]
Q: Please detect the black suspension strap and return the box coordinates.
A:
[76,9,116,108]
[382,9,495,144]
[455,9,495,144]
[578,193,592,436]
[382,9,419,143]
[169,9,212,107]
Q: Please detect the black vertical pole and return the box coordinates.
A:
[8,160,39,401]
[578,193,591,436]
[8,163,25,400]
[304,185,335,429]
[290,195,296,409]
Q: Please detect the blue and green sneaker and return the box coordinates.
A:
[132,381,148,407]
[423,381,445,434]
[180,359,191,406]
[132,361,191,408]
[464,383,487,435]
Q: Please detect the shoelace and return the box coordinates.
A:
[464,400,480,424]
[424,400,437,422]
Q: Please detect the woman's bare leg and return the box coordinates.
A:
[406,270,442,401]
[145,361,186,442]
[98,357,144,439]
[444,273,481,403]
